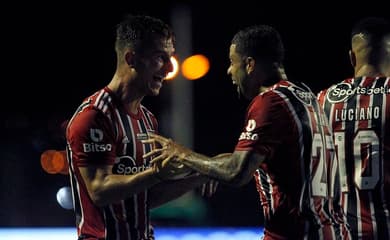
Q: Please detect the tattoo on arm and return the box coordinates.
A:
[182,151,264,185]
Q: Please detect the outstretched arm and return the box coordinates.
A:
[148,174,209,208]
[143,133,265,186]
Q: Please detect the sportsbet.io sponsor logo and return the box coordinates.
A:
[82,128,112,153]
[113,155,150,175]
[327,82,390,103]
[239,119,258,141]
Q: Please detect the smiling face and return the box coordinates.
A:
[227,44,261,100]
[134,36,175,96]
[227,44,248,98]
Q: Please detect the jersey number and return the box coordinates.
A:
[334,130,380,190]
[311,134,334,197]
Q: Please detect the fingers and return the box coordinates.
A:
[201,180,219,197]
[211,180,219,194]
[141,139,155,144]
[142,147,166,159]
[145,132,172,146]
[149,153,176,165]
[150,155,165,165]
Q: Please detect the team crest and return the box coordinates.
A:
[288,86,312,105]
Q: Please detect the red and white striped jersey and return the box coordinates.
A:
[236,80,350,239]
[66,87,157,240]
[318,76,390,240]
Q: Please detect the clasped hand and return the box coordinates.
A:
[142,132,191,179]
[142,132,218,196]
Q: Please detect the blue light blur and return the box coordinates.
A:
[0,227,264,240]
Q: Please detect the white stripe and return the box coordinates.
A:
[115,109,128,155]
[255,169,273,216]
[108,205,120,240]
[354,77,365,130]
[356,187,363,238]
[381,77,390,236]
[273,90,306,211]
[94,90,106,108]
[120,201,131,240]
[133,195,139,237]
[136,119,149,233]
[126,114,136,160]
[102,96,112,113]
[367,78,377,239]
[126,114,139,236]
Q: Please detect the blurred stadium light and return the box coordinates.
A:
[0,227,264,240]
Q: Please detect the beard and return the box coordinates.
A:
[236,85,241,99]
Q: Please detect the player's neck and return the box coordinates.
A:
[108,74,144,115]
[355,64,382,77]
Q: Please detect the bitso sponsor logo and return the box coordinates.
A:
[327,82,390,103]
[83,143,112,152]
[113,155,150,175]
[239,119,258,141]
[83,128,112,152]
[90,128,104,142]
[246,119,256,131]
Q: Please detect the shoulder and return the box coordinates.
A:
[317,78,352,103]
[67,89,113,136]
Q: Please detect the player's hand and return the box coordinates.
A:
[142,132,192,180]
[142,132,190,165]
[201,179,219,197]
[151,156,193,180]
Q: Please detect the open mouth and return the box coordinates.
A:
[152,76,164,88]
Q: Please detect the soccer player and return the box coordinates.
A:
[65,14,209,240]
[317,17,390,239]
[144,24,351,239]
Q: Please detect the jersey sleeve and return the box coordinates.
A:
[66,107,116,167]
[235,92,291,158]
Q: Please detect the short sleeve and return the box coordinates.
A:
[235,92,291,158]
[66,108,116,167]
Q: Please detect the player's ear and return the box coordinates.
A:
[125,51,135,67]
[245,57,255,74]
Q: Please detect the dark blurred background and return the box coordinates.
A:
[1,0,388,228]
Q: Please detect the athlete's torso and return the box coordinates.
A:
[66,87,157,240]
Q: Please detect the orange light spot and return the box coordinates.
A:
[41,150,68,174]
[181,54,210,80]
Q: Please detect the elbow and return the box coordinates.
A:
[222,171,240,185]
[88,181,109,207]
[89,191,106,207]
[224,171,252,187]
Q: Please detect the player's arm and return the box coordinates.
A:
[79,155,205,207]
[68,109,184,207]
[148,174,209,208]
[143,133,265,186]
[79,164,161,207]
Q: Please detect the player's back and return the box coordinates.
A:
[318,76,390,239]
[253,80,350,239]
